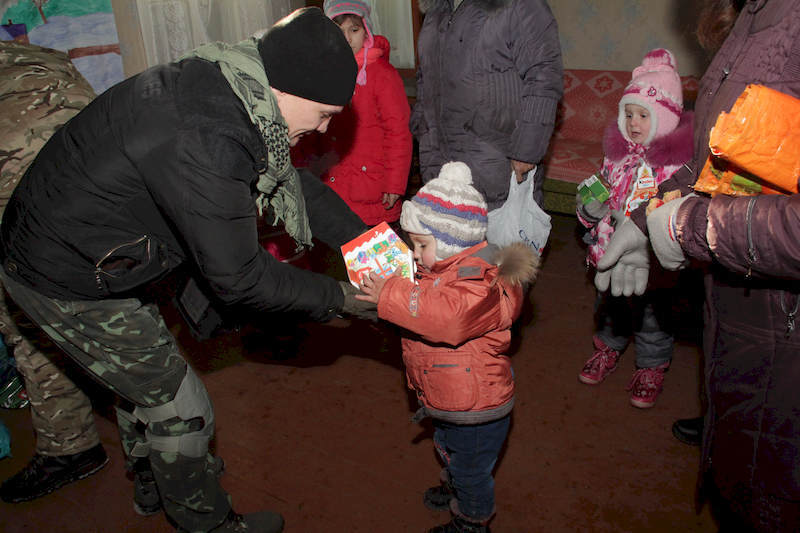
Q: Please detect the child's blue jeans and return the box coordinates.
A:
[433,414,511,522]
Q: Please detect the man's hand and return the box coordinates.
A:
[382,193,400,210]
[356,271,388,304]
[511,160,536,183]
[339,281,378,321]
[594,218,649,297]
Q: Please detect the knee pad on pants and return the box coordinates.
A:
[120,366,214,458]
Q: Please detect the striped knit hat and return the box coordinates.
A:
[400,161,488,261]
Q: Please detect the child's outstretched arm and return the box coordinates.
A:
[355,271,389,304]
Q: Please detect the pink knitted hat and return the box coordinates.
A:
[618,48,683,144]
[324,0,374,86]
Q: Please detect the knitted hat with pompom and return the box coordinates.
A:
[400,161,488,261]
[618,48,683,144]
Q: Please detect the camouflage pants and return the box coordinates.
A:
[0,283,99,455]
[1,272,231,531]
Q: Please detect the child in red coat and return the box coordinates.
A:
[358,162,539,533]
[292,0,412,226]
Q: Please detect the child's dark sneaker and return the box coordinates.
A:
[424,483,454,511]
[428,515,491,533]
[627,363,668,408]
[578,336,620,385]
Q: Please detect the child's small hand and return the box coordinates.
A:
[382,193,400,209]
[356,272,388,304]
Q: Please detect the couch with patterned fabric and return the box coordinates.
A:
[541,69,699,214]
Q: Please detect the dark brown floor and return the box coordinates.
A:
[0,213,717,532]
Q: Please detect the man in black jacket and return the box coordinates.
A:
[0,7,372,532]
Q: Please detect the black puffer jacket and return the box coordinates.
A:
[0,58,364,321]
[412,0,563,209]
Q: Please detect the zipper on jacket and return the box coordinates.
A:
[781,291,799,338]
[94,235,150,291]
[745,197,757,279]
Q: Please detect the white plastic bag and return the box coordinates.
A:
[486,171,552,256]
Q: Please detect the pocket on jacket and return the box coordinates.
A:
[334,161,386,203]
[95,235,169,294]
[469,65,523,144]
[419,359,478,411]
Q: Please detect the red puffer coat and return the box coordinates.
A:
[294,35,411,226]
[378,242,537,424]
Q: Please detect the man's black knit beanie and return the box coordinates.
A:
[258,7,357,106]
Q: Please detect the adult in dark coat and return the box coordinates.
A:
[0,7,372,533]
[411,0,563,210]
[602,0,800,529]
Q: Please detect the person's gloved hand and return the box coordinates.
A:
[338,281,378,322]
[646,194,694,271]
[576,193,610,224]
[594,217,649,297]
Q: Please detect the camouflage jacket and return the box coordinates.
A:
[0,41,95,217]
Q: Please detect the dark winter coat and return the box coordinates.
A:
[412,0,563,210]
[0,59,365,321]
[641,0,800,525]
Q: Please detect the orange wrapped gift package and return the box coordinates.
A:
[694,84,800,196]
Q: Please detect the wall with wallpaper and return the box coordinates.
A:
[550,0,711,76]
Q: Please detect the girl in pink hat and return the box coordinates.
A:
[575,48,694,409]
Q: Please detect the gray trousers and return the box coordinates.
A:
[595,289,674,368]
[1,271,231,531]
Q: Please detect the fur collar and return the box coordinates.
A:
[419,0,511,14]
[602,111,694,167]
[472,242,539,286]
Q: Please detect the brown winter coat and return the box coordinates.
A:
[637,0,800,526]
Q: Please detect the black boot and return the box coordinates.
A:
[424,481,455,511]
[132,458,161,516]
[178,509,284,533]
[428,515,491,533]
[133,455,224,516]
[672,416,703,446]
[0,443,108,503]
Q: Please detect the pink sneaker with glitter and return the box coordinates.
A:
[578,336,620,385]
[627,363,669,408]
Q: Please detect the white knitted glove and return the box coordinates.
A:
[594,217,649,297]
[646,194,693,271]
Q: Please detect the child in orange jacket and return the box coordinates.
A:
[358,161,538,533]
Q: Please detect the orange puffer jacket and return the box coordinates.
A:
[378,241,538,424]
